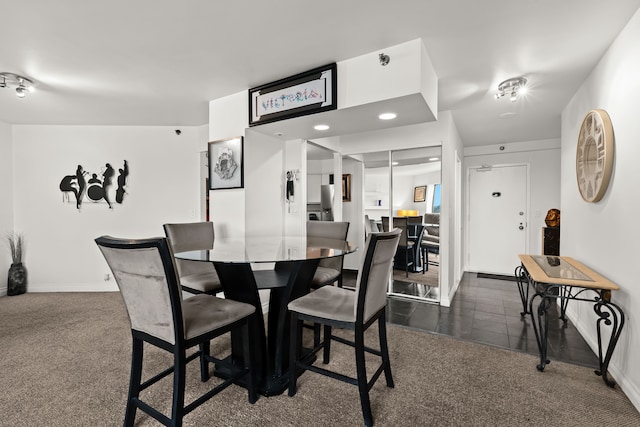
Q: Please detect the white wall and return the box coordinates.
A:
[245,129,285,237]
[0,121,13,295]
[561,8,640,410]
[463,139,561,257]
[342,157,364,270]
[209,91,248,238]
[12,125,204,292]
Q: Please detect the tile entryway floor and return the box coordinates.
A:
[344,271,599,368]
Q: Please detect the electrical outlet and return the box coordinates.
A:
[104,273,111,281]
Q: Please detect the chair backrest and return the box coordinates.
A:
[307,220,350,270]
[95,236,183,345]
[392,217,410,246]
[424,213,440,226]
[364,215,372,239]
[163,222,216,277]
[354,229,401,323]
[381,216,390,232]
[163,222,214,253]
[407,215,422,224]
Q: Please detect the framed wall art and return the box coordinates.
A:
[414,185,427,202]
[342,174,351,202]
[248,63,337,126]
[208,136,244,190]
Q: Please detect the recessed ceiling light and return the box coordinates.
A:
[314,124,330,131]
[499,112,518,119]
[392,161,399,166]
[379,113,397,120]
[429,157,439,161]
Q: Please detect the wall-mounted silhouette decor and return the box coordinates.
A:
[59,160,129,210]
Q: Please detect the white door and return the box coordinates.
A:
[468,164,528,275]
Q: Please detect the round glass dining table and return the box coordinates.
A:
[176,234,357,396]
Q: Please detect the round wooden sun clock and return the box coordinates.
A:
[576,109,614,203]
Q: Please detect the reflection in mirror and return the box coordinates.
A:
[366,146,441,303]
[307,142,336,221]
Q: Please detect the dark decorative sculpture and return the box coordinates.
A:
[545,209,560,228]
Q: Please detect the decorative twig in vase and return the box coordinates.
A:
[7,232,23,264]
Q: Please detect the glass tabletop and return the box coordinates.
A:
[175,235,357,264]
[530,255,593,281]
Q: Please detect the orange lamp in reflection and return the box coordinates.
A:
[397,209,419,217]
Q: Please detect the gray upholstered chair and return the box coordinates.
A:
[364,215,379,240]
[421,213,440,272]
[307,221,350,288]
[287,229,401,427]
[381,216,390,232]
[163,222,222,295]
[95,235,257,427]
[393,217,415,277]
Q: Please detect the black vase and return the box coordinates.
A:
[7,262,27,296]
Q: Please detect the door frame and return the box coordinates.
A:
[464,162,530,273]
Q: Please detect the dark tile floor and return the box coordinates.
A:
[345,270,599,368]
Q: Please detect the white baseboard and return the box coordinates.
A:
[22,282,119,292]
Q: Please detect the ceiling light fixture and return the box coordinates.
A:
[0,72,35,99]
[314,124,330,131]
[379,53,390,66]
[428,157,439,161]
[379,112,397,120]
[495,77,527,102]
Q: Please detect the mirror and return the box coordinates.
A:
[363,146,441,303]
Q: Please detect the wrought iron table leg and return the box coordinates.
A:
[558,286,570,322]
[515,265,530,316]
[529,288,552,371]
[594,295,625,388]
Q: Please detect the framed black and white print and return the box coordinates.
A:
[248,63,337,126]
[208,136,244,190]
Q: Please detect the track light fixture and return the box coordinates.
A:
[0,72,35,99]
[495,77,527,102]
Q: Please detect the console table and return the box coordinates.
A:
[515,254,624,387]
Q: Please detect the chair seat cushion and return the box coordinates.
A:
[181,272,222,293]
[422,234,439,244]
[311,266,340,287]
[288,285,356,324]
[182,294,255,340]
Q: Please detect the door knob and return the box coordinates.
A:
[519,223,524,230]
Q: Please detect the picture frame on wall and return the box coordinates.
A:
[248,63,337,126]
[208,136,244,190]
[414,185,427,202]
[342,174,351,202]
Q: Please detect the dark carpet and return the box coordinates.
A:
[1,292,638,426]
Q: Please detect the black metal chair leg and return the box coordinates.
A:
[313,322,321,348]
[378,314,394,388]
[405,249,409,277]
[124,337,143,427]
[288,315,300,397]
[355,326,373,427]
[171,350,187,427]
[199,341,210,382]
[241,321,258,403]
[323,324,332,364]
